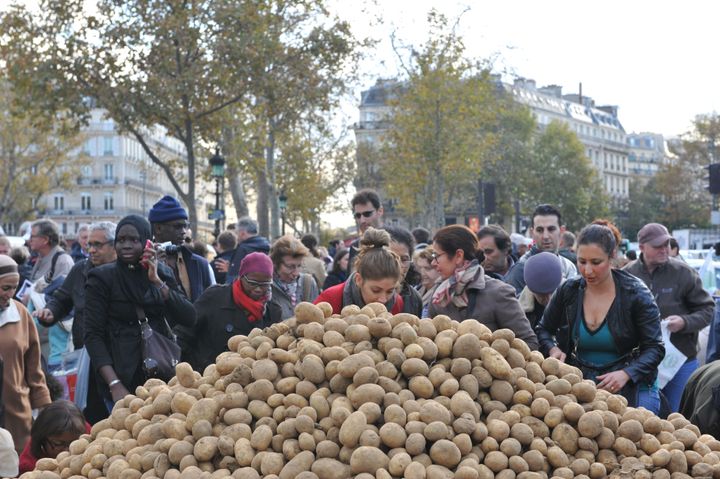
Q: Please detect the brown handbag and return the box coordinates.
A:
[135,305,181,382]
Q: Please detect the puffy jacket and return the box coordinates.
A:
[536,269,665,386]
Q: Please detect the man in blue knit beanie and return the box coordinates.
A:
[148,195,215,303]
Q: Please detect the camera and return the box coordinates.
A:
[157,241,181,255]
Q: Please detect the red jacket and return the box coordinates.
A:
[314,282,405,315]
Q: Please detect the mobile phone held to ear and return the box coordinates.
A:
[142,240,153,269]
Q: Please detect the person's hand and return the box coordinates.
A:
[33,308,55,326]
[548,347,567,362]
[110,382,130,403]
[215,258,229,273]
[596,369,630,394]
[154,245,168,264]
[142,245,162,285]
[664,315,686,333]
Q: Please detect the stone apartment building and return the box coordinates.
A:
[626,132,669,181]
[39,108,220,241]
[354,77,633,227]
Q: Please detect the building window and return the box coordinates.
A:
[104,163,114,181]
[104,192,114,211]
[53,195,64,211]
[74,222,79,233]
[81,165,92,177]
[62,223,67,235]
[104,136,114,155]
[81,194,91,211]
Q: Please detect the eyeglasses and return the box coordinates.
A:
[431,251,447,262]
[242,276,273,291]
[45,437,73,449]
[353,210,376,220]
[87,241,111,250]
[281,262,302,271]
[399,256,412,265]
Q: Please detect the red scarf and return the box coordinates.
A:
[232,280,266,322]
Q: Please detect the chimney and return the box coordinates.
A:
[598,105,619,118]
[539,84,562,98]
[514,77,536,90]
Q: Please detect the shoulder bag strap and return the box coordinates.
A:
[45,251,63,283]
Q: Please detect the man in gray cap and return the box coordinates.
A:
[624,222,714,413]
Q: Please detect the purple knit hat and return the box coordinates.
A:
[238,252,273,277]
[524,252,562,294]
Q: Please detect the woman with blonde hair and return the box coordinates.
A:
[315,228,405,314]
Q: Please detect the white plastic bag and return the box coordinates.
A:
[73,348,90,411]
[657,320,688,389]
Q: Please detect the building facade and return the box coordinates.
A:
[40,109,219,241]
[354,77,631,228]
[627,132,668,180]
[508,78,630,200]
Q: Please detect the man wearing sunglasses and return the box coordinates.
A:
[348,189,384,273]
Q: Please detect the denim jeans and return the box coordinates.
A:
[637,388,661,415]
[662,358,699,413]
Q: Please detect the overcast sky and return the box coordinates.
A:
[334,0,720,138]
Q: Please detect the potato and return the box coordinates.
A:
[295,302,325,324]
[349,446,389,474]
[480,348,512,379]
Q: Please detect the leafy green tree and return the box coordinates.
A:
[620,178,662,240]
[382,11,503,229]
[0,81,86,229]
[0,0,361,235]
[523,121,609,232]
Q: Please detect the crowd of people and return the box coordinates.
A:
[0,187,719,475]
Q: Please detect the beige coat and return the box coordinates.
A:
[0,300,51,452]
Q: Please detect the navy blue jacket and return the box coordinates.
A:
[225,235,271,284]
[180,246,214,302]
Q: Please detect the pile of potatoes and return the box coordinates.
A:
[21,302,720,479]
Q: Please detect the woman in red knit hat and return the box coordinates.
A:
[177,252,282,372]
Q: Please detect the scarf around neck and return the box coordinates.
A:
[342,272,397,312]
[431,259,482,309]
[232,280,267,322]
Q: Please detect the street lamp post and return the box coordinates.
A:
[209,148,226,240]
[278,190,288,236]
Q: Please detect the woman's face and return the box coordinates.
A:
[577,243,613,285]
[354,274,398,305]
[240,272,273,301]
[277,255,303,283]
[43,430,81,458]
[115,224,144,264]
[416,257,440,290]
[431,242,459,280]
[339,254,349,272]
[0,275,19,309]
[389,241,411,279]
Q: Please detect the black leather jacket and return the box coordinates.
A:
[536,269,665,386]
